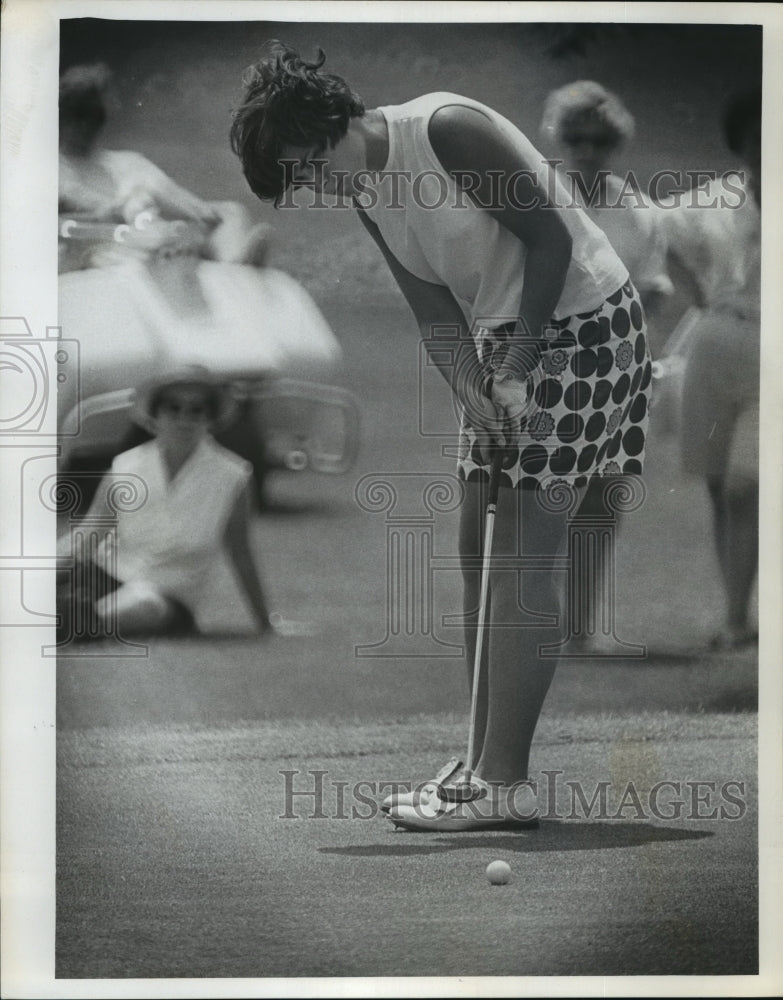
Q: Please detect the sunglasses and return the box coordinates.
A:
[158,399,210,419]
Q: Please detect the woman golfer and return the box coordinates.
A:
[231,42,652,831]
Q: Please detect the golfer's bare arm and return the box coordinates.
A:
[428,104,573,376]
[355,208,484,406]
[224,482,271,634]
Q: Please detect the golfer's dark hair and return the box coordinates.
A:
[723,85,761,155]
[59,62,112,135]
[230,40,365,204]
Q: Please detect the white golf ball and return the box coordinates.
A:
[486,859,511,885]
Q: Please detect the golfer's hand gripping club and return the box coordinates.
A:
[490,372,530,448]
[469,372,529,464]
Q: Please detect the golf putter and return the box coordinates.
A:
[440,446,504,804]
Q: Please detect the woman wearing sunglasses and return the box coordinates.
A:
[58,365,272,639]
[538,81,673,655]
[539,80,673,329]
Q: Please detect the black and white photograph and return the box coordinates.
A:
[1,1,782,996]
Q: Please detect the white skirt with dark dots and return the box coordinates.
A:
[458,281,651,491]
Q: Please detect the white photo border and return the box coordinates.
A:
[1,2,781,997]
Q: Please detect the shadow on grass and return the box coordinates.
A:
[700,689,758,712]
[561,645,757,667]
[319,821,712,857]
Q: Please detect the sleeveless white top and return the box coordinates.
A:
[94,437,251,615]
[362,93,628,326]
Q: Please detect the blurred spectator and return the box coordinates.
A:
[58,63,271,273]
[540,79,673,351]
[57,365,272,639]
[540,80,673,654]
[57,62,282,510]
[657,87,761,649]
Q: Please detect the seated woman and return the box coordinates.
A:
[58,62,271,273]
[57,365,272,638]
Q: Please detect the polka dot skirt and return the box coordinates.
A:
[457,281,651,490]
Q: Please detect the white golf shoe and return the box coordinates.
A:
[380,757,465,814]
[387,775,539,832]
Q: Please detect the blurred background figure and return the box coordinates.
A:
[539,80,673,655]
[57,365,273,640]
[540,80,673,350]
[57,61,354,512]
[657,87,761,650]
[58,62,271,273]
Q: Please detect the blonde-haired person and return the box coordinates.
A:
[58,366,272,639]
[540,80,673,331]
[540,81,673,655]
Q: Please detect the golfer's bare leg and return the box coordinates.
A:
[472,485,571,786]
